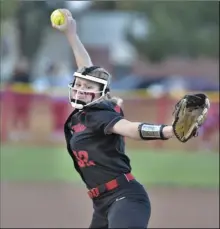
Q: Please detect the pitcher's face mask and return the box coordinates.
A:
[68,72,108,109]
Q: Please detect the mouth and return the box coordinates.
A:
[77,95,86,100]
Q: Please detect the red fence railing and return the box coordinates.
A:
[1,84,219,152]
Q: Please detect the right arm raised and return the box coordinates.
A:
[51,9,93,69]
[66,34,93,69]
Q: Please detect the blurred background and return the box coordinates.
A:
[0,1,219,228]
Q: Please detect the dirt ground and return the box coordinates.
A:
[0,182,219,228]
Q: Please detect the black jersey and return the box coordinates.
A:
[64,101,131,189]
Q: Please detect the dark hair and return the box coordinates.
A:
[78,66,112,83]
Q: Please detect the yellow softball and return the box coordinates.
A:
[50,9,65,26]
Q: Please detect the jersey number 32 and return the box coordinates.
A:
[72,150,96,168]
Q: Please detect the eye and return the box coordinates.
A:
[75,83,81,87]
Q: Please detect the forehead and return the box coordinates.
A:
[75,77,99,86]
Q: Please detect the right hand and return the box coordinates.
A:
[51,9,76,35]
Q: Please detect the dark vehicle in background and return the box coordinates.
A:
[111,74,219,93]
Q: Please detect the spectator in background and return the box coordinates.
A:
[1,37,9,59]
[33,61,73,90]
[47,62,72,87]
[7,58,33,141]
[48,62,73,139]
[9,60,31,84]
[32,61,73,140]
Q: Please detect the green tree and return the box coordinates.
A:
[1,1,65,63]
[16,1,51,61]
[93,1,219,62]
[128,2,219,62]
[0,1,19,20]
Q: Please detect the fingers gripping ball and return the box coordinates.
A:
[50,10,65,26]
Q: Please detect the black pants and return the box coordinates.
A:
[89,180,151,228]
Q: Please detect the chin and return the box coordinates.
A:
[79,99,87,103]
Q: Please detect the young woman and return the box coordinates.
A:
[52,9,174,228]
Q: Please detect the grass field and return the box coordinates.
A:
[0,144,219,188]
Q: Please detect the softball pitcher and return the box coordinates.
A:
[51,9,210,228]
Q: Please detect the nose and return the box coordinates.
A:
[78,89,85,95]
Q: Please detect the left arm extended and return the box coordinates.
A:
[109,119,174,140]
